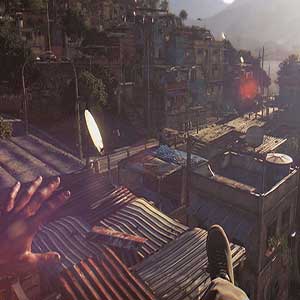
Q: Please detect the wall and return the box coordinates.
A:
[191,172,260,213]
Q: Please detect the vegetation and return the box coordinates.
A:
[267,235,289,254]
[62,8,88,41]
[91,66,118,107]
[0,18,32,89]
[0,0,46,13]
[0,117,13,139]
[159,0,169,10]
[179,9,188,22]
[79,71,107,110]
[277,54,299,86]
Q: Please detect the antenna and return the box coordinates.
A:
[245,126,264,149]
[84,109,104,153]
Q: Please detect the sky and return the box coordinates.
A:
[223,0,235,3]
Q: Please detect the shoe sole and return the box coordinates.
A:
[207,224,235,284]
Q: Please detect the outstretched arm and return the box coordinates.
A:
[0,176,71,276]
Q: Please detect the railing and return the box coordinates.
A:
[92,139,159,173]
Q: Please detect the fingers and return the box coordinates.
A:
[13,176,43,214]
[30,190,71,229]
[20,177,61,218]
[5,182,21,213]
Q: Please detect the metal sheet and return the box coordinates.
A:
[134,229,246,300]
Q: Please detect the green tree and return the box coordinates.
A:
[179,9,188,22]
[160,0,169,10]
[277,54,299,85]
[0,0,46,13]
[0,19,32,89]
[92,65,118,108]
[79,71,107,110]
[62,8,88,41]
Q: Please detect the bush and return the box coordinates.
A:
[0,117,13,139]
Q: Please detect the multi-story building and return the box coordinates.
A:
[223,43,270,114]
[15,10,48,57]
[15,1,227,133]
[188,149,299,300]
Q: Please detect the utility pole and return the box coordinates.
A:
[21,60,29,135]
[119,42,123,115]
[146,23,151,136]
[46,0,52,51]
[185,135,192,210]
[71,61,83,160]
[261,46,265,116]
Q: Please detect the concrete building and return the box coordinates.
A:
[16,10,48,57]
[188,150,298,300]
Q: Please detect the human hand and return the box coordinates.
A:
[0,176,71,276]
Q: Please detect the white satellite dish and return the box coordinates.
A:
[245,126,264,148]
[84,109,104,153]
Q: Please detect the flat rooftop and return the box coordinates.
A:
[213,152,292,194]
[217,163,264,193]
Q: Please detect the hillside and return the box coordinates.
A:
[169,0,228,20]
[205,0,300,58]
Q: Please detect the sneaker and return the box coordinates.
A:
[206,224,234,284]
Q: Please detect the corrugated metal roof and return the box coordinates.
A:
[255,136,287,155]
[134,228,246,300]
[32,216,156,300]
[191,125,234,143]
[227,116,265,134]
[189,197,256,250]
[53,171,116,219]
[59,253,156,300]
[87,195,188,264]
[31,178,246,300]
[232,135,287,156]
[0,132,83,190]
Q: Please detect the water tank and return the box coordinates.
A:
[265,153,293,189]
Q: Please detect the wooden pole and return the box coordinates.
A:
[71,62,83,160]
[186,135,192,210]
[21,60,29,135]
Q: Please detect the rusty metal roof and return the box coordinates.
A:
[134,228,246,300]
[59,252,156,300]
[87,195,188,265]
[33,216,156,300]
[31,176,246,300]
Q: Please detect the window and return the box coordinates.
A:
[282,208,290,231]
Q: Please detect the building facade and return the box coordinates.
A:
[188,151,299,300]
